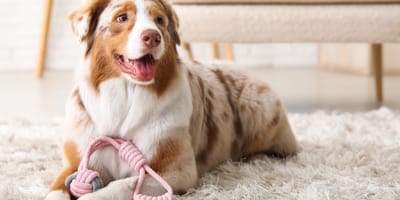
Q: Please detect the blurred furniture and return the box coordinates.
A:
[318,44,400,75]
[36,0,53,78]
[173,0,400,102]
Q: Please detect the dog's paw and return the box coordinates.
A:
[79,177,138,200]
[45,190,70,200]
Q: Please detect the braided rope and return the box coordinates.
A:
[65,136,175,200]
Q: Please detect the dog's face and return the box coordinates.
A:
[69,0,180,86]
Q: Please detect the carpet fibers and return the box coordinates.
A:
[1,108,399,200]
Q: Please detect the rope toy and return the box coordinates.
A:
[65,136,175,200]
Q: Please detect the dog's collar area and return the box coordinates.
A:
[65,136,175,200]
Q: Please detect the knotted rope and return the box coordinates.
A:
[65,136,175,200]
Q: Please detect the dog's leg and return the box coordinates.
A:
[266,111,298,158]
[142,130,199,195]
[45,140,81,200]
[251,108,297,159]
[238,88,298,159]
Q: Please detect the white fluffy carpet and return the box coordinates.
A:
[1,108,400,200]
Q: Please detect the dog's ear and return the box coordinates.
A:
[158,0,181,45]
[68,0,109,42]
[69,7,90,42]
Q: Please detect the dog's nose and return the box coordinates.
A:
[141,29,161,48]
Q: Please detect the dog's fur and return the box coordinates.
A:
[45,0,297,199]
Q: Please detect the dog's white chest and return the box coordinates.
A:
[77,73,193,182]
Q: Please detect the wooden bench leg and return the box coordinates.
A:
[224,43,234,61]
[211,43,220,60]
[36,0,53,78]
[371,44,383,103]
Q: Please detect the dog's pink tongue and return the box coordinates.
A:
[131,59,156,81]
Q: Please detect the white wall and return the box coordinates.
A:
[0,0,80,70]
[0,1,316,70]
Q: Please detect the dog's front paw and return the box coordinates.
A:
[79,177,138,200]
[45,190,70,200]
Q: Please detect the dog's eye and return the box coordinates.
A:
[116,13,128,23]
[155,16,164,25]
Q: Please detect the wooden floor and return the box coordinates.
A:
[0,68,399,119]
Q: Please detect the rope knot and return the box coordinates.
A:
[65,169,104,197]
[66,136,175,200]
[119,141,147,172]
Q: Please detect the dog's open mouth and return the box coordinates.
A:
[115,54,156,82]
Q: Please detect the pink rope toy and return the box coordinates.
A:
[65,136,175,200]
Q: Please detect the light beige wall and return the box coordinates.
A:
[318,44,372,75]
[384,44,400,74]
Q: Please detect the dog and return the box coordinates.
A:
[45,0,298,199]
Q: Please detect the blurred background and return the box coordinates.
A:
[0,0,399,119]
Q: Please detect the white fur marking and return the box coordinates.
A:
[126,0,164,60]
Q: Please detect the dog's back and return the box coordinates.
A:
[186,62,297,174]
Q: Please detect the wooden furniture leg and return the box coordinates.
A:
[211,43,220,59]
[182,42,194,60]
[36,0,53,78]
[224,43,234,61]
[371,44,383,103]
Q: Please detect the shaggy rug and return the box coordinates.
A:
[1,108,399,200]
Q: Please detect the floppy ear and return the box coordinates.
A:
[68,0,109,42]
[158,0,181,45]
[69,8,91,42]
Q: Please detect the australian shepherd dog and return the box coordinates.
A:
[45,0,297,199]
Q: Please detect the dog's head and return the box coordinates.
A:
[69,0,180,87]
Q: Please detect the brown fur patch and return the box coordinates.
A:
[188,71,194,79]
[257,85,270,94]
[196,97,219,164]
[212,69,249,161]
[153,0,181,45]
[149,4,167,27]
[109,2,136,35]
[222,111,229,122]
[89,26,133,91]
[269,101,282,128]
[212,69,234,112]
[193,74,219,163]
[207,90,215,99]
[240,104,246,112]
[197,77,205,96]
[111,2,136,22]
[50,140,81,192]
[63,140,81,170]
[90,46,121,92]
[242,132,269,156]
[230,139,241,161]
[150,139,182,173]
[147,48,178,96]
